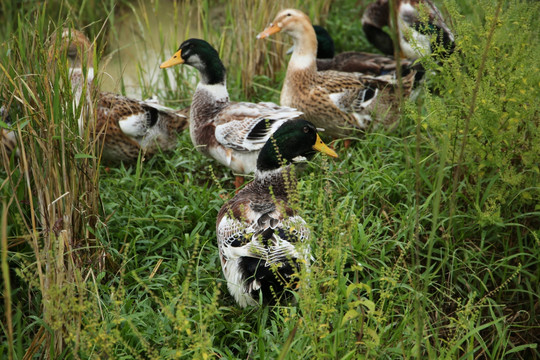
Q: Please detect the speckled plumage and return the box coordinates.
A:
[95,94,190,162]
[59,29,189,164]
[216,170,310,307]
[215,119,337,307]
[259,9,416,138]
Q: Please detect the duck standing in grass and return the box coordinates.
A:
[216,119,337,307]
[257,9,416,138]
[160,39,303,188]
[362,0,454,60]
[55,29,189,164]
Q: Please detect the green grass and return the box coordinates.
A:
[1,0,539,359]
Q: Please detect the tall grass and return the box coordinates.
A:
[104,0,333,105]
[0,7,105,358]
[1,0,539,359]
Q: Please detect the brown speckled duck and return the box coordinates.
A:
[56,29,189,163]
[258,9,416,138]
[216,119,337,307]
[160,38,304,187]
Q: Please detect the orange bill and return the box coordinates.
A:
[313,134,338,158]
[160,49,184,69]
[256,24,282,39]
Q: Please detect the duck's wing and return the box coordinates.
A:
[317,70,416,114]
[98,92,187,140]
[95,93,188,162]
[216,188,312,307]
[121,98,186,139]
[217,191,310,262]
[313,72,378,113]
[217,202,310,269]
[214,102,303,152]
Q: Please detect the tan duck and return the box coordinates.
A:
[160,38,303,187]
[55,29,189,163]
[362,0,454,60]
[258,9,416,138]
[216,119,337,307]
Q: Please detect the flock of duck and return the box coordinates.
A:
[1,1,453,307]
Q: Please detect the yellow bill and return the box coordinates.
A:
[312,134,338,158]
[160,49,184,69]
[256,24,282,39]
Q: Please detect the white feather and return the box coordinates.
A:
[398,3,431,59]
[118,114,148,138]
[328,92,345,108]
[352,113,372,128]
[289,53,315,70]
[197,83,229,101]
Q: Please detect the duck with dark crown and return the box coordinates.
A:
[160,38,304,188]
[216,118,337,307]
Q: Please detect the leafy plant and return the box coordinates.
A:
[1,0,538,359]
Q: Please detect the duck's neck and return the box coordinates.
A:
[195,82,229,102]
[197,55,227,86]
[287,24,318,72]
[253,165,298,197]
[70,66,94,97]
[191,56,230,124]
[70,66,95,136]
[191,81,230,129]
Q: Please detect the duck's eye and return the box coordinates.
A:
[303,126,309,133]
[287,13,291,17]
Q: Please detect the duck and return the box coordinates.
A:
[0,106,18,159]
[361,0,454,60]
[160,38,303,188]
[257,9,416,138]
[54,29,189,164]
[216,118,338,307]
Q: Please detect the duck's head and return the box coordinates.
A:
[160,38,226,85]
[48,28,95,91]
[257,119,337,172]
[257,9,314,42]
[313,25,335,59]
[49,28,94,71]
